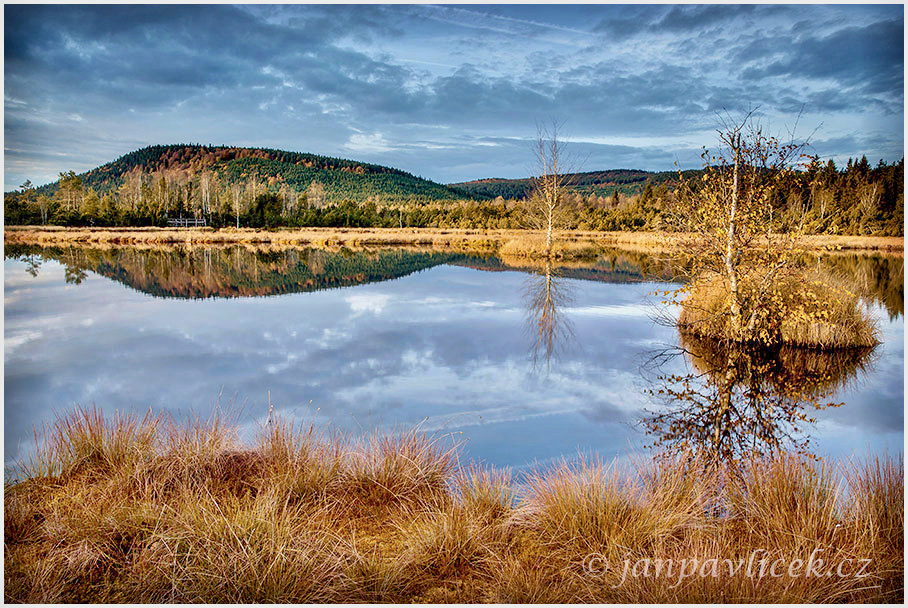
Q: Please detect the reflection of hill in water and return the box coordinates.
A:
[4,244,903,316]
[4,244,674,299]
[5,245,471,299]
[454,248,675,284]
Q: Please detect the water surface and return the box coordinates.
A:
[4,245,903,470]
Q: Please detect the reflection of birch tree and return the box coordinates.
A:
[642,333,875,464]
[525,258,574,369]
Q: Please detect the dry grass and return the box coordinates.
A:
[4,407,902,603]
[678,269,881,348]
[499,235,602,258]
[7,226,901,254]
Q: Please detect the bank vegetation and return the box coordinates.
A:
[5,408,902,603]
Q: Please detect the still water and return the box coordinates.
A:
[4,245,904,470]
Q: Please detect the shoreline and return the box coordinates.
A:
[4,225,903,254]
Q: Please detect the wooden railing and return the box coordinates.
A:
[167,217,207,228]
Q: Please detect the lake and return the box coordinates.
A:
[4,244,904,472]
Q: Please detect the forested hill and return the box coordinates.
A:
[33,144,478,203]
[449,168,702,200]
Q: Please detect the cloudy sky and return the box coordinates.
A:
[4,3,904,190]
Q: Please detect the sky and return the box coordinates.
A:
[3,3,905,191]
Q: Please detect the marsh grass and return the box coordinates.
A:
[678,269,881,348]
[6,226,902,253]
[4,408,902,603]
[499,235,603,258]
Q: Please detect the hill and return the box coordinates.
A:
[449,168,703,200]
[34,144,479,204]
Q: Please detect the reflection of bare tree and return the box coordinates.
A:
[643,332,875,463]
[23,255,42,277]
[525,257,575,370]
[307,250,326,276]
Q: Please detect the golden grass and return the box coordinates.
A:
[678,269,881,348]
[4,407,902,603]
[7,226,902,254]
[498,235,602,258]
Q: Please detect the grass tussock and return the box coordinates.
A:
[678,269,880,348]
[499,235,602,258]
[5,407,902,603]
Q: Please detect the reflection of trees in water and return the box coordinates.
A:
[3,244,468,299]
[524,258,575,370]
[307,250,326,276]
[816,253,904,320]
[23,254,42,277]
[62,246,91,285]
[643,332,876,463]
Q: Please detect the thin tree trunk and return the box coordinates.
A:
[725,134,742,339]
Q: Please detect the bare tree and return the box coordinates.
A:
[231,182,243,229]
[524,121,574,252]
[34,195,52,225]
[119,172,144,215]
[306,181,327,209]
[200,170,214,217]
[858,182,881,222]
[810,184,834,225]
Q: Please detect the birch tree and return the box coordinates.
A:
[666,112,815,343]
[524,121,573,252]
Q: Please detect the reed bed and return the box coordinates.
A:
[4,407,902,603]
[6,226,902,253]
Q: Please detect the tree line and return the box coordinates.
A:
[4,155,902,236]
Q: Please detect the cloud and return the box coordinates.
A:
[346,292,392,315]
[3,5,904,189]
[344,132,397,154]
[593,5,788,41]
[741,19,903,99]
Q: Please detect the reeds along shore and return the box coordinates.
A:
[4,225,904,255]
[4,407,903,603]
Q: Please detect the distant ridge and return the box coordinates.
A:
[449,168,702,200]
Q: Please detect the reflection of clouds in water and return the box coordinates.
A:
[346,292,391,316]
[3,257,904,469]
[565,304,651,318]
[5,329,45,356]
